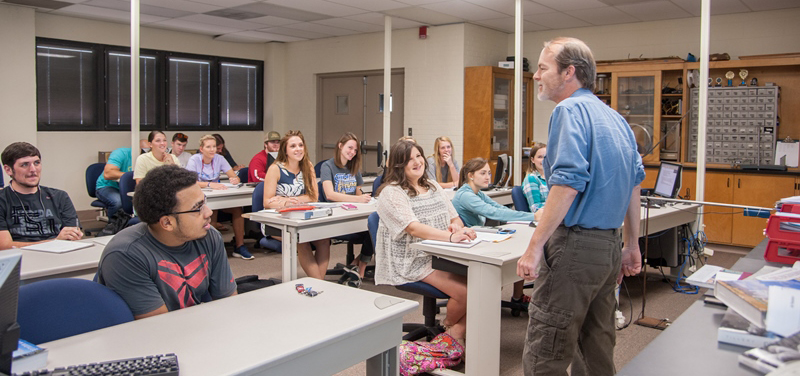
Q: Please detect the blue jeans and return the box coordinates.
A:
[96,187,122,217]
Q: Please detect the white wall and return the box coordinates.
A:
[523,8,800,142]
[0,4,37,186]
[0,12,273,210]
[280,23,467,161]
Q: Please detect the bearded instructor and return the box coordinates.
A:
[517,37,644,376]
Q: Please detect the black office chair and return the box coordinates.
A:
[314,160,325,178]
[319,181,374,280]
[236,167,249,183]
[368,212,448,341]
[119,171,140,227]
[86,162,109,221]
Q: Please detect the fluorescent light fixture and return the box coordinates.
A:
[109,53,156,60]
[169,58,211,65]
[36,52,75,58]
[221,63,257,69]
[36,46,93,54]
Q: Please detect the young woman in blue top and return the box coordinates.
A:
[263,130,331,280]
[320,132,372,285]
[451,157,535,304]
[521,142,548,221]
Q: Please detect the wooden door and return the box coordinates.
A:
[703,172,734,244]
[732,174,795,247]
[681,170,696,200]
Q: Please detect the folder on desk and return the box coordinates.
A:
[22,240,93,254]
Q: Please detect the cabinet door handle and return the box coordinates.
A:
[738,179,741,189]
[727,178,730,187]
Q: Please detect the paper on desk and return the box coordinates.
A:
[22,240,93,253]
[506,220,532,225]
[258,209,277,214]
[91,236,114,246]
[475,232,512,242]
[766,285,800,337]
[222,183,242,188]
[757,267,800,282]
[421,238,481,248]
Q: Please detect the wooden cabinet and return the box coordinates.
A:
[680,170,795,247]
[464,66,533,184]
[611,71,663,163]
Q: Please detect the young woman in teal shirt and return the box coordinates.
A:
[451,157,535,304]
[521,142,548,221]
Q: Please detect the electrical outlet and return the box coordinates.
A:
[408,128,412,136]
[703,247,714,256]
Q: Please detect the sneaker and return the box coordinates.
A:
[232,245,255,260]
[343,265,362,288]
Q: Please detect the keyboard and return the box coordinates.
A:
[14,353,179,376]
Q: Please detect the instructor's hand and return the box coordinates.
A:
[517,245,543,281]
[617,244,642,284]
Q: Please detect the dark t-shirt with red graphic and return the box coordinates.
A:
[97,222,237,316]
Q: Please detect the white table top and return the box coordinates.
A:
[40,278,418,376]
[247,203,376,229]
[0,238,107,282]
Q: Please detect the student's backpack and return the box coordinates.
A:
[97,210,131,237]
[399,333,464,376]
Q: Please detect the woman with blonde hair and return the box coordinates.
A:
[426,136,460,189]
[263,131,331,279]
[185,134,252,260]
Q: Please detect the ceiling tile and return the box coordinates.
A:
[524,11,591,28]
[313,17,385,32]
[384,6,464,25]
[247,15,302,26]
[149,18,241,35]
[260,26,331,39]
[3,0,72,9]
[53,4,167,23]
[740,0,800,12]
[460,0,557,16]
[230,2,329,21]
[214,30,307,42]
[178,14,265,30]
[265,0,366,17]
[530,0,608,12]
[82,0,193,18]
[615,0,692,21]
[140,0,220,13]
[394,0,449,5]
[187,0,253,7]
[566,5,639,25]
[282,21,359,36]
[345,12,425,28]
[422,0,509,21]
[670,0,749,16]
[326,0,408,12]
[475,17,550,32]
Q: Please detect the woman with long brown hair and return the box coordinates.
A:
[376,140,474,349]
[262,130,330,279]
[426,136,460,189]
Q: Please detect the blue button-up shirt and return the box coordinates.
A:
[544,88,645,229]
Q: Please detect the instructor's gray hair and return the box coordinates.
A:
[544,37,596,92]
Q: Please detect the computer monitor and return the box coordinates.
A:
[493,154,507,187]
[0,253,21,375]
[653,162,682,199]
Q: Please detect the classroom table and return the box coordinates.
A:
[0,237,108,284]
[443,187,513,206]
[617,239,784,376]
[129,186,255,211]
[38,278,417,376]
[411,203,700,376]
[246,204,377,282]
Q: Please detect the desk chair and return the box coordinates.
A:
[372,175,383,196]
[368,212,448,341]
[119,171,140,227]
[17,278,134,345]
[511,186,530,212]
[86,162,109,221]
[314,160,325,178]
[251,182,281,252]
[237,167,249,183]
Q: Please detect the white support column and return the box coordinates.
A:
[383,16,392,160]
[130,0,140,168]
[695,0,711,232]
[513,0,523,186]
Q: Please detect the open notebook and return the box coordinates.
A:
[420,232,512,248]
[22,240,93,254]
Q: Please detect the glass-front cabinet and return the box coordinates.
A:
[611,71,662,163]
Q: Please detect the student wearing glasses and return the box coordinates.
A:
[186,135,252,260]
[262,130,331,279]
[134,131,179,184]
[97,165,237,319]
[170,133,191,168]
